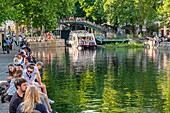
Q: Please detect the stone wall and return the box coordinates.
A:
[29,39,65,48]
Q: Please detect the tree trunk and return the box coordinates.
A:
[15,20,19,40]
[41,25,45,37]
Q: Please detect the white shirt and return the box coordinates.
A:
[7,78,16,95]
[18,36,22,42]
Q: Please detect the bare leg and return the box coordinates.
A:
[40,83,47,94]
[40,93,52,112]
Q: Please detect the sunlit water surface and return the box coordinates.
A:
[32,47,170,113]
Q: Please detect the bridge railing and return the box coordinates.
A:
[60,18,107,32]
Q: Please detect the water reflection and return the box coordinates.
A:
[31,47,170,113]
[68,48,96,74]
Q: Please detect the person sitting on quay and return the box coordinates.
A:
[22,57,30,70]
[27,52,36,64]
[22,65,56,113]
[0,42,57,112]
[23,63,54,102]
[6,70,23,102]
[13,53,23,65]
[15,64,24,71]
[9,78,28,113]
[16,85,48,113]
[0,64,16,102]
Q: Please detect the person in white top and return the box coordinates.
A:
[18,35,22,47]
[31,61,48,94]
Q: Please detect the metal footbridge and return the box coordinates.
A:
[58,20,108,37]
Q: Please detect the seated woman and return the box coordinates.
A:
[17,85,48,113]
[7,70,23,102]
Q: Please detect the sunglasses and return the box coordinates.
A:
[27,70,33,73]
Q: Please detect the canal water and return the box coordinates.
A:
[32,47,170,113]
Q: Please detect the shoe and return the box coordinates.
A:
[50,110,58,113]
[1,92,6,103]
[48,98,55,104]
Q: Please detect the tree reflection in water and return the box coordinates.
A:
[32,48,170,113]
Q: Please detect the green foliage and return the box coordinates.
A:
[78,0,107,24]
[0,0,77,30]
[157,0,170,26]
[1,0,169,31]
[104,0,161,26]
[74,1,86,17]
[104,42,144,48]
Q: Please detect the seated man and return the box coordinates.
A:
[32,61,54,104]
[23,65,55,112]
[9,78,28,113]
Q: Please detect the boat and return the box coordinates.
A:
[67,30,97,50]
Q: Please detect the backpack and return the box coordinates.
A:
[3,42,7,46]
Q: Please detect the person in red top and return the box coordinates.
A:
[47,32,51,39]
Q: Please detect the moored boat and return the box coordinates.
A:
[67,30,97,50]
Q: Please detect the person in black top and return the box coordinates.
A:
[27,52,36,64]
[9,78,27,113]
[2,38,7,54]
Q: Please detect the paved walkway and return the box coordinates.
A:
[0,48,18,113]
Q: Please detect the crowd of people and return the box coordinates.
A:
[2,33,27,54]
[0,38,58,113]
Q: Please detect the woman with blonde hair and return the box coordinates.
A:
[17,85,48,113]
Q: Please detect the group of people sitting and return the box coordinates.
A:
[0,43,57,113]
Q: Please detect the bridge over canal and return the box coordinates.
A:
[58,20,111,38]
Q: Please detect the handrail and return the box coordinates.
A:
[59,20,107,32]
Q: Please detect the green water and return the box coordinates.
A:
[33,47,170,113]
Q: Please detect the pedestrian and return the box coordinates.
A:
[9,37,13,50]
[2,38,7,54]
[5,38,11,54]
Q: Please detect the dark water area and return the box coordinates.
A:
[32,47,170,113]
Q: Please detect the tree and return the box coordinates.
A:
[104,0,161,34]
[74,1,86,17]
[158,0,170,26]
[78,0,107,24]
[0,0,77,34]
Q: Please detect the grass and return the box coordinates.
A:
[103,42,144,48]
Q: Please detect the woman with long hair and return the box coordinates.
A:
[17,85,48,113]
[7,70,23,102]
[7,64,16,82]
